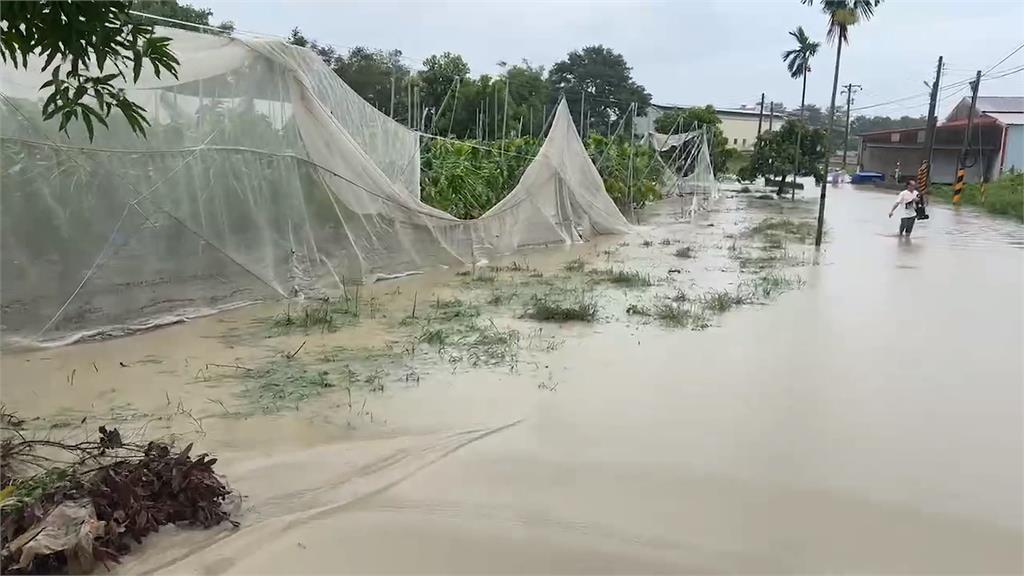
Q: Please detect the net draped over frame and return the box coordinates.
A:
[1,28,631,346]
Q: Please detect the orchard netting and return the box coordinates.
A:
[645,128,720,218]
[1,28,633,346]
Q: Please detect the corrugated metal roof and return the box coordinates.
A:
[985,111,1024,125]
[975,96,1024,113]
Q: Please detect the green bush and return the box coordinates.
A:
[931,172,1023,221]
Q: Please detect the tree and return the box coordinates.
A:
[1,1,180,141]
[287,27,338,67]
[803,0,884,246]
[334,47,411,114]
[548,45,651,135]
[799,103,826,128]
[654,106,735,176]
[781,26,820,116]
[739,120,827,192]
[132,0,235,33]
[504,61,550,137]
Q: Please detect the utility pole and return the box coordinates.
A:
[389,75,395,119]
[757,93,765,137]
[579,89,586,136]
[921,56,944,195]
[953,70,982,204]
[768,101,775,132]
[840,83,862,170]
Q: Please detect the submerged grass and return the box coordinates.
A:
[524,293,598,322]
[746,217,816,242]
[270,297,364,334]
[239,358,335,413]
[745,271,805,299]
[652,302,711,330]
[699,288,752,313]
[563,257,586,272]
[587,267,654,288]
[673,245,695,259]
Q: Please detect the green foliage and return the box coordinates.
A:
[781,26,820,80]
[548,45,652,134]
[653,105,735,175]
[742,120,827,191]
[420,137,540,218]
[804,0,884,44]
[931,173,1024,222]
[336,47,411,114]
[586,133,663,207]
[420,133,663,217]
[1,1,180,140]
[746,216,817,242]
[524,294,598,322]
[132,0,235,33]
[587,268,654,288]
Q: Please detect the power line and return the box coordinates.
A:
[851,41,1024,113]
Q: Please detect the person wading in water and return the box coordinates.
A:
[888,179,921,237]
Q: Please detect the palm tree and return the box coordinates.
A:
[804,0,883,247]
[781,26,820,199]
[782,26,820,117]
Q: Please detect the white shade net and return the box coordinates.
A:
[647,129,719,217]
[0,27,630,347]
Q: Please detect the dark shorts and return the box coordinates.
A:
[899,216,916,235]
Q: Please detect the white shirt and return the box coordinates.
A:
[895,189,919,219]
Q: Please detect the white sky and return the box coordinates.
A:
[205,0,1024,118]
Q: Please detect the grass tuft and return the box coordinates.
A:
[524,294,598,322]
[562,257,586,272]
[588,268,654,288]
[673,245,695,259]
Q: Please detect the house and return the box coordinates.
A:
[857,96,1023,184]
[635,104,786,151]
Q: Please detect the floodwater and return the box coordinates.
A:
[3,184,1022,573]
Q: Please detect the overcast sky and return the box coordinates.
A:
[206,0,1024,118]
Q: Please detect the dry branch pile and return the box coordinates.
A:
[1,424,236,574]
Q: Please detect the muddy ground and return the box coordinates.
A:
[2,182,1021,573]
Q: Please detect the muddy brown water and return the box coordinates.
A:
[2,183,1021,573]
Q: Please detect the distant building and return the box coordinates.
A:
[858,96,1023,184]
[636,104,786,151]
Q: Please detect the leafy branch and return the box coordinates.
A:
[1,1,180,140]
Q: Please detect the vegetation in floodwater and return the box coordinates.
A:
[699,288,752,313]
[641,239,653,247]
[417,318,521,369]
[746,217,816,242]
[670,288,689,302]
[625,303,651,316]
[652,302,711,330]
[429,297,481,321]
[659,238,673,246]
[673,245,695,259]
[269,293,373,333]
[931,172,1023,221]
[493,261,535,273]
[524,294,598,322]
[587,267,654,288]
[745,271,805,299]
[562,257,586,272]
[239,358,335,413]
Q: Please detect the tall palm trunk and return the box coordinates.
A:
[793,70,809,200]
[815,40,843,247]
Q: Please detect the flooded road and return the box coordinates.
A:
[6,185,1022,573]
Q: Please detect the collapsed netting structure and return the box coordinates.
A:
[645,129,720,218]
[0,28,631,347]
